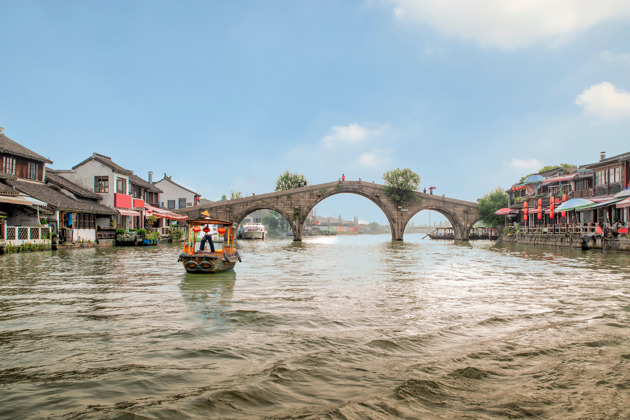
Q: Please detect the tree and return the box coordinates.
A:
[220,194,227,201]
[275,170,308,191]
[230,190,243,200]
[477,187,509,227]
[382,168,421,204]
[261,211,290,234]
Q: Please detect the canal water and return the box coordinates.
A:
[1,235,629,419]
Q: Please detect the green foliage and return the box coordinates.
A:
[116,228,126,236]
[275,170,308,191]
[136,228,147,238]
[261,211,290,234]
[503,226,519,235]
[40,218,48,225]
[519,164,576,183]
[220,194,227,201]
[477,187,509,227]
[169,227,184,240]
[145,215,158,227]
[5,243,51,253]
[116,233,136,243]
[230,190,243,200]
[145,231,160,241]
[382,168,421,204]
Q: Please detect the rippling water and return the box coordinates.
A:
[1,235,629,419]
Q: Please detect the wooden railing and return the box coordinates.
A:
[519,223,598,235]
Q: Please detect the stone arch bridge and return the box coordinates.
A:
[175,181,479,241]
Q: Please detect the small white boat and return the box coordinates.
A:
[242,223,266,240]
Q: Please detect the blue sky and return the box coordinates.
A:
[2,1,630,225]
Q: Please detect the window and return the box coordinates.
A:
[609,167,620,184]
[178,198,186,209]
[94,176,109,193]
[131,184,142,199]
[167,200,175,210]
[595,170,607,186]
[116,177,126,194]
[27,162,39,180]
[2,156,16,175]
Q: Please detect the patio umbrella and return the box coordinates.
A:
[554,198,595,212]
[523,174,544,184]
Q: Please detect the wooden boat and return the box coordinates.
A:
[178,218,241,274]
[427,227,454,239]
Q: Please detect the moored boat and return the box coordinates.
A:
[427,227,454,239]
[178,218,241,274]
[241,223,266,240]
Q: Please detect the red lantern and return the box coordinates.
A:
[523,201,528,221]
[192,226,201,233]
[550,196,555,219]
[203,226,210,233]
[562,193,567,218]
[217,227,227,235]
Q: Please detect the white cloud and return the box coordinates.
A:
[322,123,385,147]
[507,158,543,171]
[575,82,630,119]
[390,0,630,49]
[358,148,391,166]
[599,50,630,64]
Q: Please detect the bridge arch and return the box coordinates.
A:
[233,204,294,233]
[297,189,398,240]
[403,206,478,240]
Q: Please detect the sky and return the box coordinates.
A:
[2,0,630,225]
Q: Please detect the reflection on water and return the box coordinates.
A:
[180,271,236,327]
[0,237,629,419]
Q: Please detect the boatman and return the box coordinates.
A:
[199,232,215,253]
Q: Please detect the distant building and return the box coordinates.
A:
[154,173,201,210]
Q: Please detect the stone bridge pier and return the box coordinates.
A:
[176,181,479,242]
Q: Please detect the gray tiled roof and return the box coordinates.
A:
[0,132,53,164]
[0,181,19,195]
[72,153,133,175]
[7,179,116,215]
[46,169,102,200]
[130,173,162,193]
[155,174,199,196]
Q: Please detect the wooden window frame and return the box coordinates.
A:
[94,176,109,193]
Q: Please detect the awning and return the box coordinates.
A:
[528,207,549,214]
[616,197,630,209]
[0,195,48,207]
[494,208,517,215]
[576,198,622,212]
[144,204,187,220]
[116,208,140,217]
[614,188,630,199]
[555,198,595,212]
[543,173,577,184]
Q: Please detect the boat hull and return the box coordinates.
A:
[242,231,265,239]
[178,252,238,274]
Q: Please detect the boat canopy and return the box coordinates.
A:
[186,218,233,226]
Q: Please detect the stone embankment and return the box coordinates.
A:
[500,234,630,252]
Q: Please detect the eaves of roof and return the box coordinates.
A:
[46,169,102,200]
[155,176,199,196]
[7,179,116,215]
[72,153,133,175]
[0,132,53,164]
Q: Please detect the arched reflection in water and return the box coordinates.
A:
[180,271,236,327]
